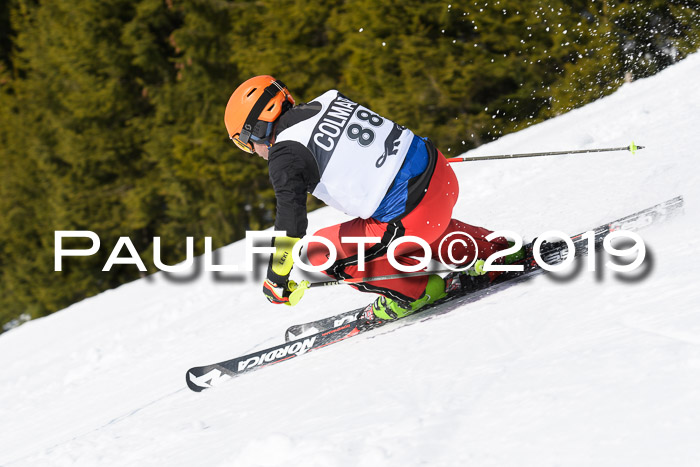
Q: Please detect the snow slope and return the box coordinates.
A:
[2,53,700,467]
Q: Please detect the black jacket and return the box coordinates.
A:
[267,102,322,238]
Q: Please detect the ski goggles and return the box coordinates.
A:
[231,133,255,154]
[231,121,274,154]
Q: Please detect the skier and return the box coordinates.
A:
[224,75,515,323]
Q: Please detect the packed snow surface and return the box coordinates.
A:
[2,53,700,467]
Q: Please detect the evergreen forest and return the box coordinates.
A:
[1,0,699,330]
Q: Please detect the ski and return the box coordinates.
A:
[284,195,684,340]
[186,322,363,392]
[284,308,361,342]
[186,196,683,392]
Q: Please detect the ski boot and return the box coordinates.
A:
[527,237,570,268]
[357,274,447,327]
[444,259,491,294]
[444,241,527,294]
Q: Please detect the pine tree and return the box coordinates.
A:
[1,0,179,324]
[547,0,700,117]
[1,0,699,330]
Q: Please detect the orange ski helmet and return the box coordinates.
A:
[225,75,295,153]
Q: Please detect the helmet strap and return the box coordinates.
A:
[239,80,287,144]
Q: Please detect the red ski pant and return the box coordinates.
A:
[307,153,509,304]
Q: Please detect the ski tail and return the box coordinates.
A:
[187,322,361,391]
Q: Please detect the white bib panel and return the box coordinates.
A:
[275,90,414,218]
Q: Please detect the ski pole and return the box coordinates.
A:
[446,142,643,163]
[305,269,458,288]
[288,269,462,305]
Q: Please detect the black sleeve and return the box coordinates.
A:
[267,141,320,238]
